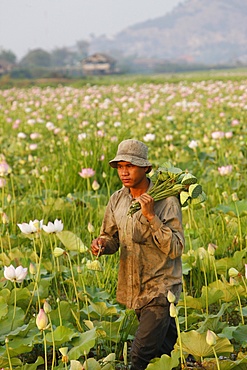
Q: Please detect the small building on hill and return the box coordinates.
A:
[82,53,117,75]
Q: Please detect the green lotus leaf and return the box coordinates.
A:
[180,330,233,359]
[45,325,78,346]
[211,200,247,218]
[56,230,88,253]
[68,328,97,359]
[82,358,101,370]
[88,301,118,318]
[0,296,8,319]
[232,325,247,347]
[146,348,180,369]
[209,280,245,302]
[0,306,25,340]
[220,326,238,340]
[202,356,247,370]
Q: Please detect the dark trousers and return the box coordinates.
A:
[130,297,177,370]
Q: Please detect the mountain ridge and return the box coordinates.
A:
[89,0,247,64]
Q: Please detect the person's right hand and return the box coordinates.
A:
[91,237,106,256]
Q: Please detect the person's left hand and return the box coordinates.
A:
[137,193,155,221]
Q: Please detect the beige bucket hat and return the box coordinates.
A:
[109,139,152,171]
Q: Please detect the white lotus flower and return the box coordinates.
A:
[42,219,63,233]
[17,219,43,234]
[4,264,28,283]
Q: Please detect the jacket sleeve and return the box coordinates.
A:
[147,196,185,259]
[99,198,120,255]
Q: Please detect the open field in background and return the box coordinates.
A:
[0,70,246,369]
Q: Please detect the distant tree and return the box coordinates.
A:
[50,47,76,67]
[76,40,89,59]
[51,47,71,67]
[20,49,51,68]
[0,49,17,64]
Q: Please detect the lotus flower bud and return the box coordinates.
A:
[231,193,239,202]
[87,222,95,233]
[167,290,176,303]
[2,212,9,224]
[169,303,177,318]
[43,300,52,314]
[229,268,239,278]
[36,308,48,330]
[29,262,37,275]
[92,180,100,191]
[53,247,65,257]
[206,330,217,346]
[208,243,217,256]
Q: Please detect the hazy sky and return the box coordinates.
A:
[0,0,185,60]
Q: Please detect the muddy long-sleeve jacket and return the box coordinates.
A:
[99,183,185,309]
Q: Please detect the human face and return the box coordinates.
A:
[117,161,148,189]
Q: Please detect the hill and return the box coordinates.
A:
[89,0,247,65]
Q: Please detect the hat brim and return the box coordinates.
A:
[109,154,152,172]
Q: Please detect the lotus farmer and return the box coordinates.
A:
[91,139,185,370]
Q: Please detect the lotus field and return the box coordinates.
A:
[0,76,247,370]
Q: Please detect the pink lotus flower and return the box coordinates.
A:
[78,168,95,178]
[36,308,49,330]
[211,131,225,139]
[0,160,11,176]
[218,165,233,176]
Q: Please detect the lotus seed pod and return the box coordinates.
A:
[181,173,198,185]
[188,183,202,198]
[180,191,190,206]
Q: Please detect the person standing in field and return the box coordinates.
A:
[91,139,185,370]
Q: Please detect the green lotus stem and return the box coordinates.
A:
[234,286,244,325]
[182,277,188,330]
[241,275,247,294]
[5,337,13,370]
[203,268,209,316]
[70,308,84,332]
[212,346,221,370]
[24,271,41,320]
[48,313,56,370]
[11,281,17,331]
[234,202,243,251]
[67,252,80,319]
[57,298,63,326]
[187,208,193,251]
[10,174,17,228]
[174,310,185,368]
[43,330,48,370]
[79,275,91,321]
